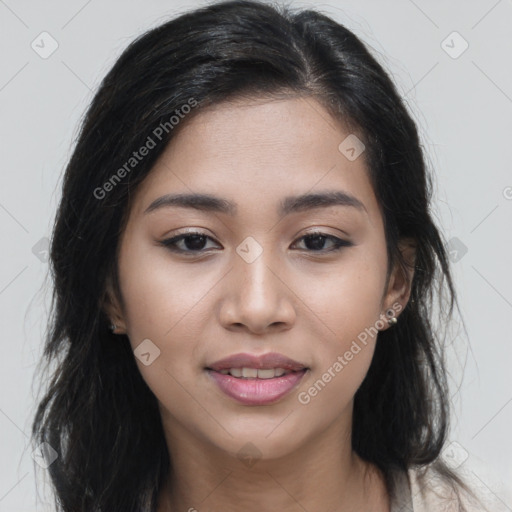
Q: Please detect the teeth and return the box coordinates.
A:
[257,368,278,379]
[218,367,292,379]
[242,367,258,378]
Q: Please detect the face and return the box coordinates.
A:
[108,97,410,463]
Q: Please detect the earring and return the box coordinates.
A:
[110,322,117,333]
[388,317,398,326]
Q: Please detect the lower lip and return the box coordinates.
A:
[207,369,307,405]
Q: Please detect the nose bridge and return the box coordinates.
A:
[220,235,295,332]
[236,235,280,304]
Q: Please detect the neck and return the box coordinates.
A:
[156,416,390,512]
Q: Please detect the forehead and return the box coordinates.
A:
[130,97,380,223]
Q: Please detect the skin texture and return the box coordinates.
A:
[106,97,415,511]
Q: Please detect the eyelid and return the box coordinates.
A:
[159,230,221,253]
[296,226,351,239]
[291,230,353,252]
[159,228,353,255]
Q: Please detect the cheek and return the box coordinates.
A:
[117,236,213,343]
[292,250,387,343]
[291,250,386,412]
[117,241,213,416]
[294,277,382,421]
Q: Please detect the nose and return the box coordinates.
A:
[218,245,296,334]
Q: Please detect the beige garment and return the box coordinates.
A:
[389,465,508,512]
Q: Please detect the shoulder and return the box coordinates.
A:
[407,463,507,512]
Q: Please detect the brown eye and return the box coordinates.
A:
[292,232,353,253]
[160,232,221,254]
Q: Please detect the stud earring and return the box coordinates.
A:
[110,322,117,333]
[384,309,398,327]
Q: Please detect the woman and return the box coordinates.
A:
[31,1,495,510]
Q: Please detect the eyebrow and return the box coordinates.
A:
[144,190,367,216]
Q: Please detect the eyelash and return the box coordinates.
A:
[159,230,353,255]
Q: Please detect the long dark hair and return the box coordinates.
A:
[31,1,476,510]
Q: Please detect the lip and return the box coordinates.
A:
[205,352,308,406]
[207,368,308,405]
[206,352,307,372]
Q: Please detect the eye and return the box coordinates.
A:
[159,230,353,255]
[159,231,221,254]
[291,231,353,253]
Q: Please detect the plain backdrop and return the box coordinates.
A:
[0,0,511,510]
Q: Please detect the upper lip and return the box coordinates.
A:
[207,352,307,372]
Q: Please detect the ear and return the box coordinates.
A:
[101,274,126,334]
[380,238,416,330]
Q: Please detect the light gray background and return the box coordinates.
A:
[1,0,511,510]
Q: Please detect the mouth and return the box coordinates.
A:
[213,367,301,379]
[205,352,309,405]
